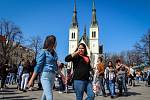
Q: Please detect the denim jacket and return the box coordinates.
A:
[34,49,58,73]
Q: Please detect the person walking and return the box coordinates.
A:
[0,60,9,90]
[116,59,129,96]
[105,61,117,98]
[20,60,30,92]
[28,59,36,91]
[28,35,59,100]
[128,66,135,86]
[65,43,95,100]
[96,57,107,97]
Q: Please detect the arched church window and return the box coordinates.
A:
[72,32,74,39]
[72,32,76,39]
[92,31,96,38]
[74,32,75,39]
[94,31,96,38]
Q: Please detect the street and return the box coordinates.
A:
[0,81,150,100]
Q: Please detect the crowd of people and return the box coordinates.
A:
[0,35,150,100]
[0,59,41,91]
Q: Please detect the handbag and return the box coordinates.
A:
[67,64,78,85]
[67,72,74,85]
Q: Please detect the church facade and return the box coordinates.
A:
[68,0,103,68]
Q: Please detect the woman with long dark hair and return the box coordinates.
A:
[65,43,95,100]
[28,35,58,100]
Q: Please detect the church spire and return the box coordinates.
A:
[71,0,78,28]
[91,0,98,27]
[82,25,87,44]
[84,25,86,34]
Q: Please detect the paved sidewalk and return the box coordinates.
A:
[0,82,150,100]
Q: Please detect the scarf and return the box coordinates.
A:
[79,54,89,63]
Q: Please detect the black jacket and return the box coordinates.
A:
[65,54,92,81]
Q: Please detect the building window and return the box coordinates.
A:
[74,32,75,39]
[92,31,96,38]
[72,32,76,39]
[94,31,96,38]
[72,33,73,39]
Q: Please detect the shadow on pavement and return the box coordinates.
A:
[0,90,15,92]
[127,91,142,96]
[0,96,37,100]
[0,89,22,95]
[0,92,20,95]
[11,98,37,100]
[134,84,141,87]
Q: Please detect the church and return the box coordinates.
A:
[68,0,103,68]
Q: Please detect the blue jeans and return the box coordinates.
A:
[41,71,56,100]
[109,80,115,96]
[117,74,127,94]
[17,75,22,88]
[74,80,95,100]
[99,76,106,95]
[9,73,15,84]
[105,78,110,93]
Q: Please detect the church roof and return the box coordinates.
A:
[91,0,98,27]
[71,0,78,28]
[79,25,89,46]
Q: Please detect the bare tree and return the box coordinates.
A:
[141,30,150,64]
[126,50,143,66]
[104,53,121,66]
[27,35,43,59]
[0,19,23,62]
[134,29,150,64]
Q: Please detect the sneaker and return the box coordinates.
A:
[110,96,113,99]
[124,92,128,96]
[0,88,3,91]
[4,85,9,89]
[111,95,117,99]
[20,88,23,91]
[28,87,33,91]
[58,91,63,94]
[23,90,27,92]
[117,93,122,96]
[103,94,107,97]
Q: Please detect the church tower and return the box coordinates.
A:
[89,0,99,54]
[69,0,79,54]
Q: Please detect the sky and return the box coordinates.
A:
[0,0,150,62]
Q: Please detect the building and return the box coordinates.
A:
[0,35,35,65]
[68,0,103,68]
[10,45,35,65]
